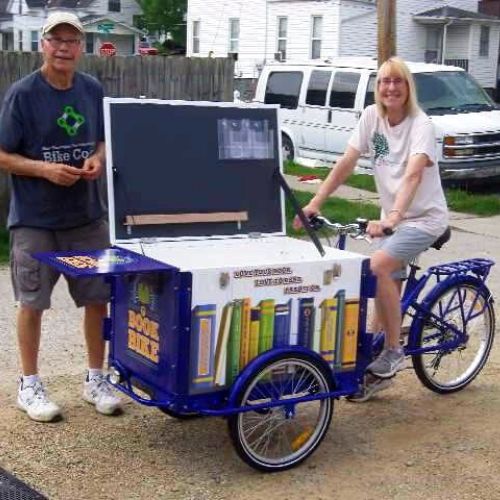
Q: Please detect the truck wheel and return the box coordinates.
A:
[282,134,294,162]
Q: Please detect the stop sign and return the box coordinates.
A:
[99,42,117,56]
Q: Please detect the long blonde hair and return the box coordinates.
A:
[375,56,419,117]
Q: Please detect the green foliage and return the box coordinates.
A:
[0,228,8,263]
[446,188,500,216]
[135,0,187,44]
[286,190,380,236]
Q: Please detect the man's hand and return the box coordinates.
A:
[42,162,82,186]
[80,154,103,181]
[366,219,395,238]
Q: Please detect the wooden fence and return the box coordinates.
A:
[0,52,235,227]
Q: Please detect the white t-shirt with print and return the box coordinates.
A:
[348,104,448,237]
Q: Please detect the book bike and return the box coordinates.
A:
[115,208,496,473]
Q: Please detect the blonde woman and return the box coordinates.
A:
[294,57,448,397]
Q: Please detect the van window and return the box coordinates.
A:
[306,70,332,106]
[329,72,360,108]
[364,74,376,108]
[264,71,303,109]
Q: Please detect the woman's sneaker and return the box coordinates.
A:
[367,348,406,378]
[83,373,123,415]
[17,379,62,422]
[346,376,394,403]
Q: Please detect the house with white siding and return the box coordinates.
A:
[187,0,500,97]
[0,0,143,55]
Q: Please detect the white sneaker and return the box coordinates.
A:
[17,379,62,422]
[83,374,123,415]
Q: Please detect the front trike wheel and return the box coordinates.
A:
[227,352,334,472]
[412,279,495,394]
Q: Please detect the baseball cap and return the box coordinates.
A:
[41,11,84,36]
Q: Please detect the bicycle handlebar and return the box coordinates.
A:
[309,215,394,239]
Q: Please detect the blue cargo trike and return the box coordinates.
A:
[35,98,496,472]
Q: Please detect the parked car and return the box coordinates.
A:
[254,58,500,181]
[138,41,159,56]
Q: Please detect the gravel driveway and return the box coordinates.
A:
[0,219,499,500]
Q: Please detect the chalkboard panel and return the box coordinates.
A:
[105,99,283,241]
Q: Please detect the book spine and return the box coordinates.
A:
[226,300,242,384]
[297,297,315,349]
[190,304,217,390]
[334,290,346,370]
[258,299,275,354]
[214,302,233,387]
[342,298,360,369]
[248,307,261,362]
[273,299,292,348]
[320,298,337,369]
[239,298,251,369]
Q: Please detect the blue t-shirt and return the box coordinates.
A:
[0,70,106,229]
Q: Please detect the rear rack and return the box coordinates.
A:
[428,258,494,279]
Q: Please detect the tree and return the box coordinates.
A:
[136,0,187,45]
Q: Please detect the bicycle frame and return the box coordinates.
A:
[332,226,495,361]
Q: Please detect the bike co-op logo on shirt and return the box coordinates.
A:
[57,105,85,137]
[41,104,93,163]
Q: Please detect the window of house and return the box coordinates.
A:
[18,30,23,51]
[264,71,303,109]
[30,30,38,51]
[311,16,322,59]
[192,20,200,54]
[86,32,94,54]
[276,16,287,61]
[306,70,331,106]
[480,25,490,57]
[425,28,442,63]
[229,18,239,53]
[329,72,360,108]
[109,0,121,12]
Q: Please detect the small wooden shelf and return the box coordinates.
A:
[124,211,248,226]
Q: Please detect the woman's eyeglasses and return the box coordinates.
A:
[379,77,405,87]
[43,37,82,49]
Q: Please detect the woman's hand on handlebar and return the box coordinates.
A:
[366,219,395,237]
[293,204,319,230]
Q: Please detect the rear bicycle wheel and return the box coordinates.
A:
[228,353,333,472]
[412,280,495,393]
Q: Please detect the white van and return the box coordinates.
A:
[254,57,500,181]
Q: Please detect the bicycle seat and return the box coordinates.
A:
[430,227,451,250]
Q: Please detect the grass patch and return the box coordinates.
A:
[0,227,8,263]
[286,190,379,236]
[445,188,500,217]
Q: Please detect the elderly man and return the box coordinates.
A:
[0,11,122,421]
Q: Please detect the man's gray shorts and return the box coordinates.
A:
[374,226,439,279]
[10,219,110,310]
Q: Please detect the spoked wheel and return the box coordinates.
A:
[412,280,495,394]
[228,353,334,472]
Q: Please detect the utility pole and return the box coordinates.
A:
[377,0,396,67]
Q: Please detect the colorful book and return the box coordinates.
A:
[334,290,346,370]
[239,298,252,369]
[320,298,338,369]
[258,299,275,354]
[297,297,315,349]
[226,300,243,384]
[190,304,217,391]
[273,299,292,348]
[342,298,360,369]
[248,307,261,362]
[214,302,233,386]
